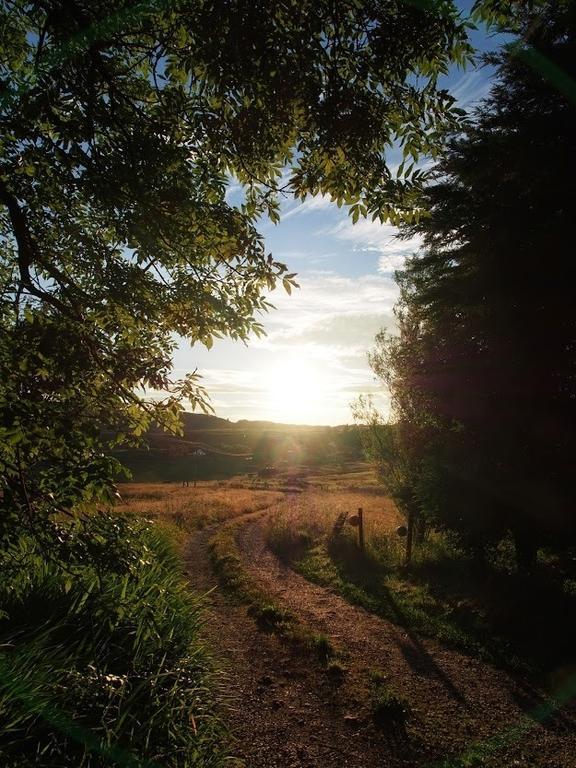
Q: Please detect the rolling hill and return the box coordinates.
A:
[108,413,365,483]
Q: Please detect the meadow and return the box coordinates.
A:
[5,463,574,767]
[115,470,576,680]
[115,482,285,534]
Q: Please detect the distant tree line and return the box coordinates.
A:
[362,0,576,570]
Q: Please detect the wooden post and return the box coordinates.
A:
[405,508,414,565]
[358,507,365,553]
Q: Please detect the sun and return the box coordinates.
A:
[263,356,330,424]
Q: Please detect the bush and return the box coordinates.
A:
[0,513,224,767]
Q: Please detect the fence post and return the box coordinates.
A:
[358,507,365,553]
[405,508,414,564]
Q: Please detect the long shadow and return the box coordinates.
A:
[508,674,576,733]
[331,539,576,728]
[328,540,468,704]
[454,566,576,727]
[378,582,468,705]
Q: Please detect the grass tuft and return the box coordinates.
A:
[0,515,224,767]
[371,681,409,728]
[251,603,292,632]
[326,660,347,679]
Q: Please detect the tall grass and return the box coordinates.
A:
[115,483,284,532]
[0,514,224,767]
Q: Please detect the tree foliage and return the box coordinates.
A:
[0,0,475,533]
[371,0,576,568]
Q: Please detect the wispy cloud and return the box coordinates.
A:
[263,271,398,324]
[451,67,493,109]
[266,312,393,353]
[326,218,422,273]
[197,368,263,395]
[281,193,334,220]
[251,271,397,373]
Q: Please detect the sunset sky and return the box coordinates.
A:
[174,6,505,426]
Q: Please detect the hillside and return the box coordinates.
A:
[109,413,365,483]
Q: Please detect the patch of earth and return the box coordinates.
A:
[185,497,576,768]
[185,510,414,767]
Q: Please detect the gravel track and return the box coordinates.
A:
[184,495,576,768]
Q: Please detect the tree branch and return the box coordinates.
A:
[0,177,80,318]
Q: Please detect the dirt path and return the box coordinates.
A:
[185,498,576,768]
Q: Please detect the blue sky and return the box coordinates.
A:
[173,3,507,426]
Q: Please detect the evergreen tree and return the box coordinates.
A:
[373,1,576,568]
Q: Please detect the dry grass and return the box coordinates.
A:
[305,465,383,492]
[115,482,285,533]
[229,463,383,494]
[268,489,403,547]
[114,479,399,559]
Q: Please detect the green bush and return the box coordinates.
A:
[0,514,224,767]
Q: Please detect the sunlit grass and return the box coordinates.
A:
[268,489,576,676]
[266,492,533,669]
[115,482,285,534]
[266,489,402,563]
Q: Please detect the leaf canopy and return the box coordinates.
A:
[0,0,473,517]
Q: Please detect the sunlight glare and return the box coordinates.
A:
[263,357,331,424]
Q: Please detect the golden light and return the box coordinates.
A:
[263,356,332,424]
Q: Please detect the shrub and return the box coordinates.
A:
[0,514,224,767]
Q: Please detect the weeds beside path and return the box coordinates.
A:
[185,492,576,768]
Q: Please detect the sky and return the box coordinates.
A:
[173,4,506,426]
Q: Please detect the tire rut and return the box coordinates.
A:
[230,503,576,768]
[184,505,404,768]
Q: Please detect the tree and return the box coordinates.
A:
[353,312,437,564]
[0,0,474,540]
[352,394,419,563]
[375,0,576,569]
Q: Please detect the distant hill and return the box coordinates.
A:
[234,419,323,430]
[148,412,234,435]
[183,412,233,429]
[108,412,366,483]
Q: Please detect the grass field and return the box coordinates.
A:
[116,472,576,680]
[115,482,285,533]
[265,482,576,678]
[266,487,402,559]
